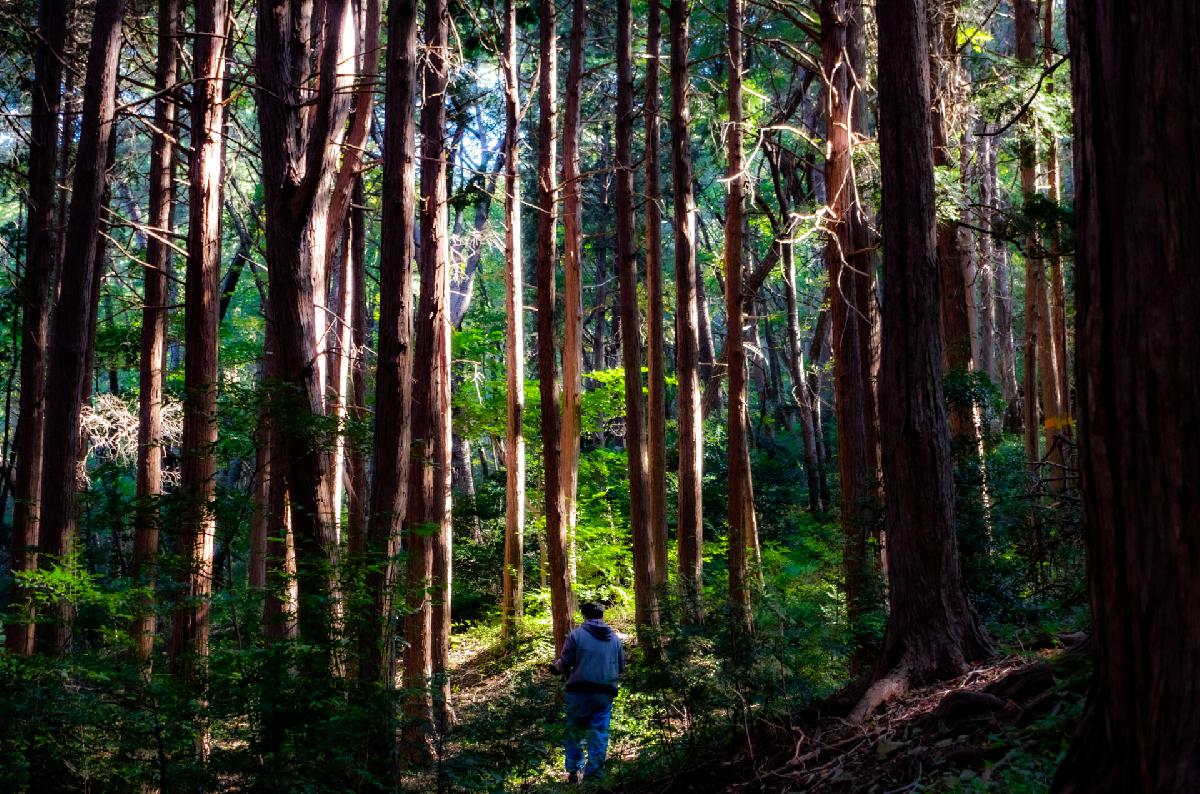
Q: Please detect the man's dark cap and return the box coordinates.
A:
[581,602,604,620]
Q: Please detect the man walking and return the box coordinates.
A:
[549,602,627,783]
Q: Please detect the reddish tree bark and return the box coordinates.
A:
[7,0,69,655]
[1054,3,1200,789]
[34,0,126,654]
[928,1,975,440]
[854,0,991,721]
[617,0,661,643]
[982,127,1022,430]
[344,177,368,561]
[975,128,997,387]
[255,0,352,653]
[820,0,880,673]
[559,0,586,587]
[360,0,416,775]
[169,0,229,678]
[670,0,705,618]
[1043,0,1071,478]
[410,0,455,734]
[130,0,178,662]
[1015,0,1064,488]
[536,0,575,655]
[499,0,526,644]
[724,0,753,640]
[645,0,669,588]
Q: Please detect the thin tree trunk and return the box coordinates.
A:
[928,0,975,445]
[536,0,575,655]
[362,0,416,775]
[697,256,717,386]
[1054,5,1200,788]
[345,178,368,554]
[326,231,351,543]
[976,127,997,387]
[560,0,586,589]
[169,0,229,680]
[854,0,991,721]
[809,308,834,508]
[988,122,1021,431]
[960,135,982,370]
[670,0,704,618]
[820,0,879,674]
[644,0,668,588]
[1017,0,1062,518]
[1043,0,1071,484]
[763,301,788,432]
[590,122,612,375]
[617,0,661,644]
[781,240,822,514]
[724,0,753,640]
[7,0,69,656]
[327,0,381,551]
[415,0,454,734]
[499,0,526,645]
[34,0,126,655]
[1016,0,1051,482]
[249,354,270,592]
[260,303,299,645]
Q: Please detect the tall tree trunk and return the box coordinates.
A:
[781,239,823,514]
[855,0,991,722]
[1043,0,1071,483]
[344,178,368,555]
[1054,4,1200,788]
[959,135,983,370]
[34,0,126,655]
[7,0,69,656]
[326,0,381,549]
[986,125,1021,430]
[617,0,661,643]
[975,127,997,387]
[249,353,270,593]
[928,0,975,444]
[820,0,879,674]
[1015,0,1062,486]
[670,0,704,618]
[362,0,416,775]
[724,0,753,640]
[255,0,353,657]
[590,122,612,375]
[560,0,585,588]
[133,6,175,642]
[258,318,296,642]
[644,0,668,588]
[697,256,717,386]
[806,309,834,509]
[169,0,229,679]
[536,0,575,654]
[326,229,352,543]
[412,0,454,735]
[499,0,526,645]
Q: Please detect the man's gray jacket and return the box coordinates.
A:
[553,619,627,697]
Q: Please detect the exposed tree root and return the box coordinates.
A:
[848,670,909,724]
[621,653,1082,792]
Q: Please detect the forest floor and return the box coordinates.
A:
[616,643,1090,793]
[411,619,1088,792]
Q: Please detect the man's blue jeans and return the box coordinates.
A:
[563,690,614,780]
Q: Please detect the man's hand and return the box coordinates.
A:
[547,662,561,676]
